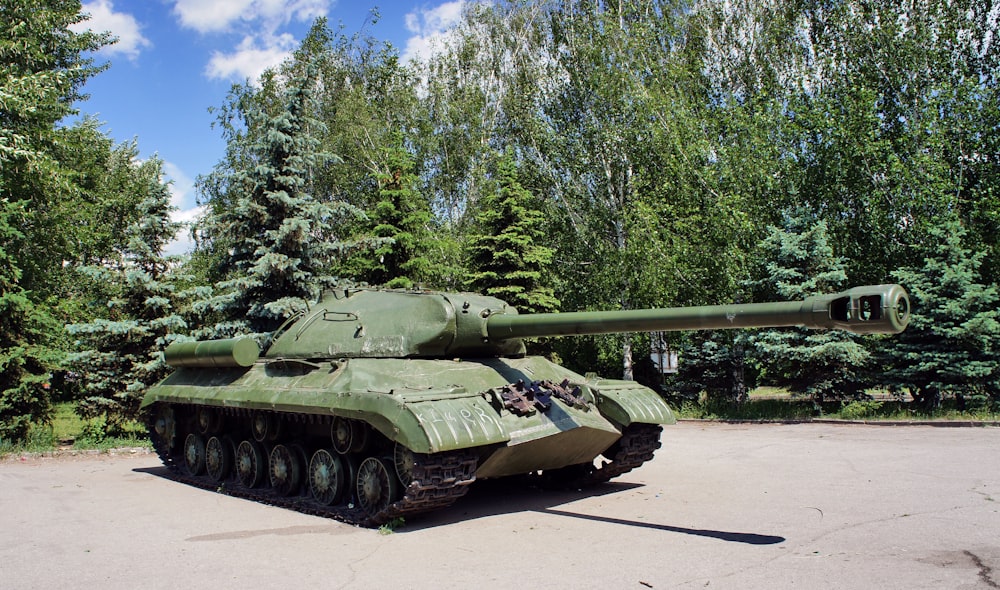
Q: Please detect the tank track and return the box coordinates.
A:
[583,422,663,485]
[147,405,477,527]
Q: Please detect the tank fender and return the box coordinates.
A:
[332,389,511,454]
[142,380,510,454]
[589,380,677,427]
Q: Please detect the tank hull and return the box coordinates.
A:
[140,355,674,524]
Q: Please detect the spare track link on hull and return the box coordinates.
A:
[146,405,478,527]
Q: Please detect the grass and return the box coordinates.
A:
[377,517,406,535]
[676,388,1000,422]
[0,402,150,458]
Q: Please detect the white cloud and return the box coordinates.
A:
[259,0,329,24]
[402,0,466,63]
[162,161,203,256]
[171,0,331,82]
[205,33,299,82]
[172,0,255,33]
[172,0,329,34]
[73,1,152,61]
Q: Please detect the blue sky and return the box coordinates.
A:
[70,0,466,253]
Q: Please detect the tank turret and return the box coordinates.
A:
[143,284,910,526]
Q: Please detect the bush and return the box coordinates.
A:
[838,400,884,420]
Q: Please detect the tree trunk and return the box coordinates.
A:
[622,335,634,381]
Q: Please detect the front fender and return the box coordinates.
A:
[590,380,677,427]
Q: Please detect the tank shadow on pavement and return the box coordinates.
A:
[538,508,785,545]
[402,476,786,545]
[134,463,784,544]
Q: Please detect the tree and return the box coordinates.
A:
[0,200,61,442]
[886,219,1000,411]
[668,330,756,407]
[750,209,871,402]
[0,0,114,294]
[0,0,114,442]
[465,150,559,315]
[65,157,185,430]
[340,138,432,289]
[788,0,1000,285]
[194,54,361,340]
[404,4,545,290]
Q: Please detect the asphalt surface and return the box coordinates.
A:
[1,422,998,590]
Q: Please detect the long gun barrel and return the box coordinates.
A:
[485,284,910,340]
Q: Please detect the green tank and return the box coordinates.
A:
[141,284,910,525]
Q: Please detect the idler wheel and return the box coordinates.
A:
[393,442,416,485]
[205,436,233,482]
[183,433,206,475]
[153,405,177,450]
[356,457,399,517]
[269,444,305,496]
[308,449,347,505]
[331,417,369,455]
[235,440,267,488]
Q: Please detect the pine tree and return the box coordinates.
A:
[465,150,559,314]
[887,218,1000,411]
[65,158,186,430]
[751,208,871,402]
[342,139,431,289]
[195,58,359,340]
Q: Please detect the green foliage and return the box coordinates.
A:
[886,218,1000,411]
[0,1,116,295]
[465,150,559,314]
[195,48,362,340]
[678,397,818,421]
[750,210,871,402]
[674,391,998,422]
[65,160,186,430]
[666,331,757,406]
[838,400,885,420]
[0,289,61,442]
[0,423,56,456]
[341,139,432,289]
[0,402,149,455]
[377,516,405,535]
[786,0,999,285]
[0,201,61,439]
[0,1,117,443]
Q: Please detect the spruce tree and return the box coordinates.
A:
[65,158,186,430]
[887,218,1000,411]
[465,150,559,314]
[195,58,357,340]
[668,331,757,407]
[342,139,431,289]
[751,209,871,402]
